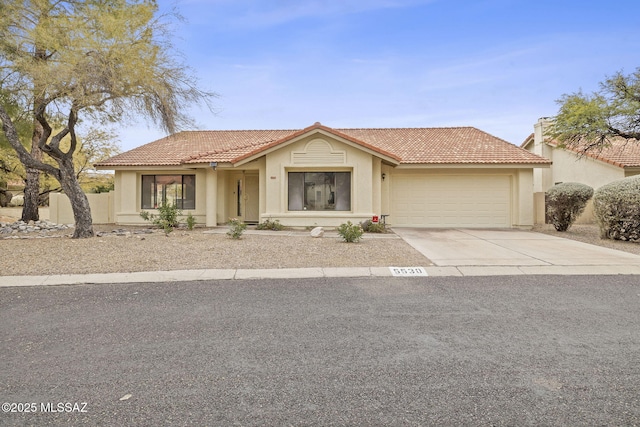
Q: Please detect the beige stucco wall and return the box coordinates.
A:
[515,169,534,227]
[112,168,210,226]
[547,149,625,189]
[49,192,114,225]
[261,135,380,227]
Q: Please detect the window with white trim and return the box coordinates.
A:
[141,175,195,209]
[288,172,351,211]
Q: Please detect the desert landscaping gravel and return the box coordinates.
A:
[0,224,431,276]
[1,214,639,277]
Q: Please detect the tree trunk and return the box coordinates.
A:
[21,122,44,222]
[59,158,94,238]
[21,168,40,221]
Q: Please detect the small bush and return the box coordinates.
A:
[256,218,284,231]
[92,182,114,193]
[360,219,387,233]
[140,202,181,234]
[593,176,640,242]
[337,221,364,243]
[545,182,594,231]
[367,222,387,233]
[186,213,196,230]
[227,218,247,239]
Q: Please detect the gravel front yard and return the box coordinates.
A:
[0,224,431,276]
[2,215,639,277]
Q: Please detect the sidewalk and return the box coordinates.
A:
[2,262,640,288]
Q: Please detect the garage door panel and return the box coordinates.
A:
[391,175,511,228]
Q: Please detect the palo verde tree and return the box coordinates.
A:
[547,68,640,152]
[0,0,215,238]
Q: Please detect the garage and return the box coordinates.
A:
[391,174,511,228]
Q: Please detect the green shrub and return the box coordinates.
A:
[545,182,594,231]
[593,176,640,242]
[367,222,387,233]
[360,219,387,233]
[92,182,114,193]
[256,218,284,231]
[186,212,196,230]
[140,202,182,234]
[227,218,247,239]
[337,221,364,243]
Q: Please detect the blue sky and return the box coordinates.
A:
[114,0,639,151]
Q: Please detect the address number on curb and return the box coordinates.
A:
[389,267,428,277]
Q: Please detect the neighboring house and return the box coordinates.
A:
[522,118,640,223]
[95,122,550,228]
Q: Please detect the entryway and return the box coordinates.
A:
[230,172,259,223]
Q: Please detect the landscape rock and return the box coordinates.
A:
[0,219,71,237]
[9,195,24,207]
[310,226,324,238]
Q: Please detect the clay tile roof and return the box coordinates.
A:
[96,130,295,167]
[547,137,640,168]
[95,124,550,167]
[337,127,549,164]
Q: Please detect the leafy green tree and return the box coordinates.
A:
[2,127,120,191]
[548,68,640,152]
[0,0,215,238]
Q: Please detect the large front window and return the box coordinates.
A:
[288,172,351,211]
[142,175,195,209]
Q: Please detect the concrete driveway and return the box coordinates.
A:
[393,228,640,276]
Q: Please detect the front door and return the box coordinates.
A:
[231,172,259,223]
[244,174,259,223]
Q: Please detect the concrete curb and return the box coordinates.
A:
[1,264,639,287]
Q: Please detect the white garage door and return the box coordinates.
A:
[391,175,511,227]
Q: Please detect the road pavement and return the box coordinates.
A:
[2,275,640,426]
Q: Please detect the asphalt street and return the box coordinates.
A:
[2,275,640,426]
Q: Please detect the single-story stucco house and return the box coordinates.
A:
[95,122,551,228]
[522,118,640,223]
